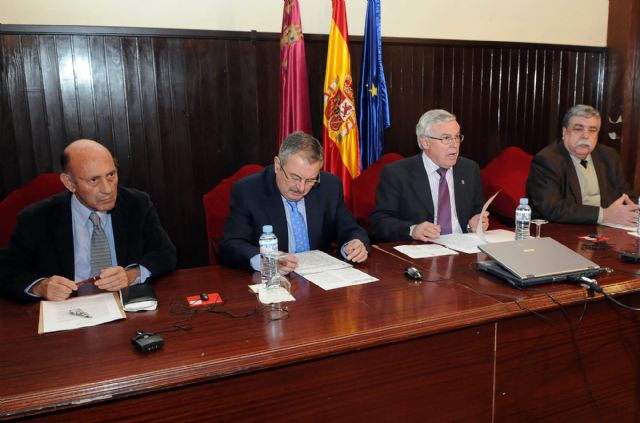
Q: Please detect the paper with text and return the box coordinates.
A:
[39,293,125,334]
[476,190,501,242]
[393,244,458,259]
[294,250,351,275]
[301,267,378,290]
[433,229,514,254]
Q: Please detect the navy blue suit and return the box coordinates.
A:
[370,154,485,242]
[0,187,177,301]
[218,165,370,269]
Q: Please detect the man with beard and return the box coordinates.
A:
[0,139,176,302]
[526,104,637,225]
[370,109,488,242]
[218,131,369,273]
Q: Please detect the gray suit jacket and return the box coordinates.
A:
[370,154,485,242]
[526,140,635,224]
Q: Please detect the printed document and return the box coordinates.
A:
[434,229,514,254]
[301,267,378,290]
[394,244,458,259]
[294,250,351,275]
[39,293,126,334]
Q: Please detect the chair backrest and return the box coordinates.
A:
[480,146,533,224]
[352,153,404,230]
[203,164,264,264]
[0,173,66,246]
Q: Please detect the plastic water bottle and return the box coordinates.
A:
[515,198,531,240]
[259,225,279,285]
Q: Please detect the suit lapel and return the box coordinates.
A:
[452,164,468,227]
[265,168,289,250]
[110,193,128,266]
[558,142,583,203]
[304,184,322,250]
[591,151,610,205]
[410,155,434,217]
[54,194,75,279]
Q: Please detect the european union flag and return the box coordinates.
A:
[358,0,390,170]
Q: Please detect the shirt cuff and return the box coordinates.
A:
[250,254,261,271]
[409,224,416,237]
[24,277,47,297]
[597,208,604,224]
[125,264,151,284]
[340,243,349,259]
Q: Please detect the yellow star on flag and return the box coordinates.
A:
[369,83,378,97]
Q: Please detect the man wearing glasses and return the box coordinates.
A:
[526,104,637,225]
[371,109,488,242]
[218,131,370,272]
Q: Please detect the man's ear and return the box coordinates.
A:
[60,173,76,193]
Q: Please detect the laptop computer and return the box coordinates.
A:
[477,237,602,287]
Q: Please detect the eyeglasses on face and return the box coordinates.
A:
[279,164,320,187]
[570,124,599,135]
[426,134,464,145]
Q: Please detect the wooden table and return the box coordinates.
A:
[2,224,640,421]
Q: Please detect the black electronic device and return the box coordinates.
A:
[619,251,640,263]
[404,266,423,281]
[131,331,164,353]
[200,292,209,301]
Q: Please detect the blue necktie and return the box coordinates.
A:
[287,200,310,253]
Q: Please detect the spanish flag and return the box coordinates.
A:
[323,0,359,204]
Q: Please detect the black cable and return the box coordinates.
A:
[575,276,640,312]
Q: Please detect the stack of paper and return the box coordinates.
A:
[294,250,378,290]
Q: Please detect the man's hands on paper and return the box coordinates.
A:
[95,266,138,291]
[33,276,77,301]
[278,253,298,274]
[344,239,368,263]
[468,211,490,233]
[412,221,441,242]
[603,194,639,226]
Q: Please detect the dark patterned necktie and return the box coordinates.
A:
[580,159,588,168]
[436,168,452,235]
[89,212,112,276]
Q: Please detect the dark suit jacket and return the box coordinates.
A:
[0,187,177,301]
[217,165,370,269]
[526,140,635,224]
[370,154,485,242]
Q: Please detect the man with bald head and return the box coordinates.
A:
[0,139,176,301]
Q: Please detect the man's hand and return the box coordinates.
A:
[411,221,441,242]
[603,194,639,226]
[468,211,490,233]
[32,276,77,301]
[345,239,368,263]
[94,266,135,291]
[278,253,299,275]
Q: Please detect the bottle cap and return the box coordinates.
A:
[519,198,529,205]
[262,225,273,233]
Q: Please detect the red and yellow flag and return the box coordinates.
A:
[322,0,360,204]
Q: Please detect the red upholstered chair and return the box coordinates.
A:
[352,153,404,230]
[0,173,66,246]
[203,164,264,264]
[480,146,533,228]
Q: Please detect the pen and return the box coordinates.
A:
[77,275,101,286]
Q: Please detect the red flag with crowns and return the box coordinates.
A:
[278,0,312,145]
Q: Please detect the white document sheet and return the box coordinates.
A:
[601,222,636,231]
[39,293,126,334]
[293,250,351,275]
[475,190,501,243]
[248,284,296,304]
[301,267,378,290]
[393,244,458,259]
[433,229,515,254]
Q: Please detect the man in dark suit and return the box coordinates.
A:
[218,132,369,273]
[0,139,176,302]
[526,104,637,225]
[370,109,488,242]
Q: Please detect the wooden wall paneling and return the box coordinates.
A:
[21,35,51,174]
[0,26,608,267]
[2,35,35,184]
